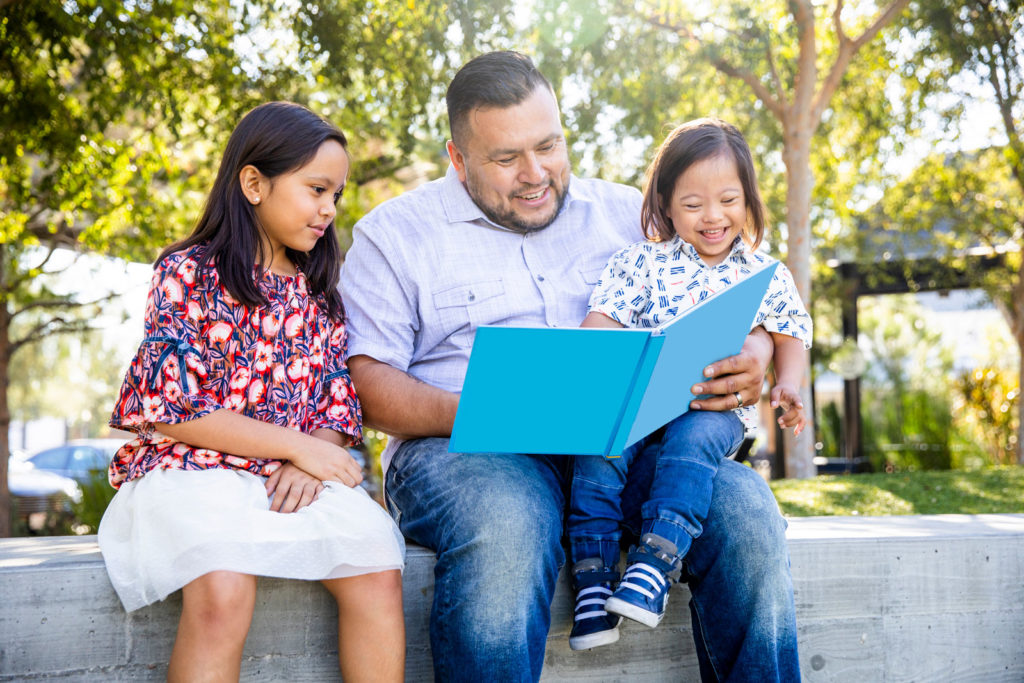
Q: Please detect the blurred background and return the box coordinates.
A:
[1,0,1020,535]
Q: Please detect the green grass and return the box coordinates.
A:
[770,466,1024,517]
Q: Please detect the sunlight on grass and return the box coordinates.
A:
[770,466,1024,517]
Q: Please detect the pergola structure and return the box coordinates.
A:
[830,252,1008,472]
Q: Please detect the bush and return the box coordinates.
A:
[71,469,117,534]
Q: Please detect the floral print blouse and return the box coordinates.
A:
[108,245,361,488]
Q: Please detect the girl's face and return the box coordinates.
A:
[252,139,349,273]
[664,154,746,266]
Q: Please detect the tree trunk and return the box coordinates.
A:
[1012,259,1024,465]
[0,249,11,537]
[780,123,817,479]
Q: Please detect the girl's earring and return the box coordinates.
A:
[253,197,261,205]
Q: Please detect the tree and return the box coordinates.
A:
[0,0,479,535]
[906,0,1024,463]
[0,0,257,536]
[525,0,912,477]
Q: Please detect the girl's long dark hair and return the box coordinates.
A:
[159,101,348,320]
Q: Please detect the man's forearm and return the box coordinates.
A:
[348,354,460,439]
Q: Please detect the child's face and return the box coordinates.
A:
[254,139,349,270]
[664,154,746,266]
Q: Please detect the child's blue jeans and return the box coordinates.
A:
[568,409,745,567]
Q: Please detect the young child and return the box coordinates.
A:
[97,101,406,681]
[566,118,812,650]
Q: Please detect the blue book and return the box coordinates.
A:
[449,262,779,456]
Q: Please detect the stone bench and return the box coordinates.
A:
[2,514,1024,681]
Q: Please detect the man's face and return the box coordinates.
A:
[447,85,571,233]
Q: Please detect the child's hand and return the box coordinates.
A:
[292,440,364,488]
[266,462,324,513]
[771,383,806,436]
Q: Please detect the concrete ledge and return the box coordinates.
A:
[2,514,1024,681]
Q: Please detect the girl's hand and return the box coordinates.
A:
[771,383,806,436]
[291,440,364,488]
[266,462,324,513]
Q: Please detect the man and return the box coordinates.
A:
[340,51,800,681]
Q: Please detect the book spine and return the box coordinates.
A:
[604,334,666,456]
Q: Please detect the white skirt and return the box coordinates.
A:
[98,468,405,612]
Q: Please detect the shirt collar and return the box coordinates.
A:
[670,234,755,266]
[439,163,589,229]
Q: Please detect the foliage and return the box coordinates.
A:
[856,295,956,470]
[954,366,1020,465]
[0,0,476,535]
[71,467,116,534]
[771,466,1024,516]
[900,0,1024,462]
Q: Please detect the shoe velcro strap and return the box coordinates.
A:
[576,597,610,611]
[574,609,611,621]
[623,563,666,587]
[573,568,619,588]
[626,549,677,578]
[616,580,657,600]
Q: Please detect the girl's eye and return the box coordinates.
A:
[312,186,326,195]
[685,204,701,210]
[333,191,343,204]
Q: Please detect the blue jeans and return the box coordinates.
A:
[385,435,800,682]
[568,410,744,567]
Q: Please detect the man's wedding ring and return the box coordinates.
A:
[733,391,744,408]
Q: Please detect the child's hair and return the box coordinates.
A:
[641,118,767,250]
[159,101,348,320]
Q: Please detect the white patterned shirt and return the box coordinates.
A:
[588,235,813,433]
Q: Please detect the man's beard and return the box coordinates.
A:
[464,175,568,234]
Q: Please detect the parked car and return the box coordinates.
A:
[9,438,124,533]
[18,438,124,485]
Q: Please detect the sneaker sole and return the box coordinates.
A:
[569,623,621,651]
[605,596,664,628]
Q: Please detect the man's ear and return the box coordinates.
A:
[239,165,265,205]
[446,140,468,183]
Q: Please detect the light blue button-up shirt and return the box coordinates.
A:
[339,165,643,468]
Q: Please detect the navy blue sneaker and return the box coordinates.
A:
[569,558,621,651]
[604,534,680,628]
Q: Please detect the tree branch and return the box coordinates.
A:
[790,0,820,121]
[10,290,121,320]
[638,5,787,117]
[812,0,912,123]
[8,243,61,292]
[9,318,93,357]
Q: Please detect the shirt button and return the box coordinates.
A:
[468,292,476,302]
[537,275,545,282]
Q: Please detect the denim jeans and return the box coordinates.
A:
[568,410,744,567]
[386,434,800,682]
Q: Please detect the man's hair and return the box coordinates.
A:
[446,51,553,147]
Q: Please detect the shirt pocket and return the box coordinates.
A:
[431,279,507,340]
[579,266,606,287]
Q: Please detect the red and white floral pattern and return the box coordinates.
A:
[108,245,361,488]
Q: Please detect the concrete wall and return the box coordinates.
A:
[2,514,1024,681]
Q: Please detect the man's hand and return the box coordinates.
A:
[266,462,324,513]
[689,327,773,411]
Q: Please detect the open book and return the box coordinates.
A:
[449,262,779,456]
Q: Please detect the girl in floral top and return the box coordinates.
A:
[565,118,812,652]
[98,102,405,681]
